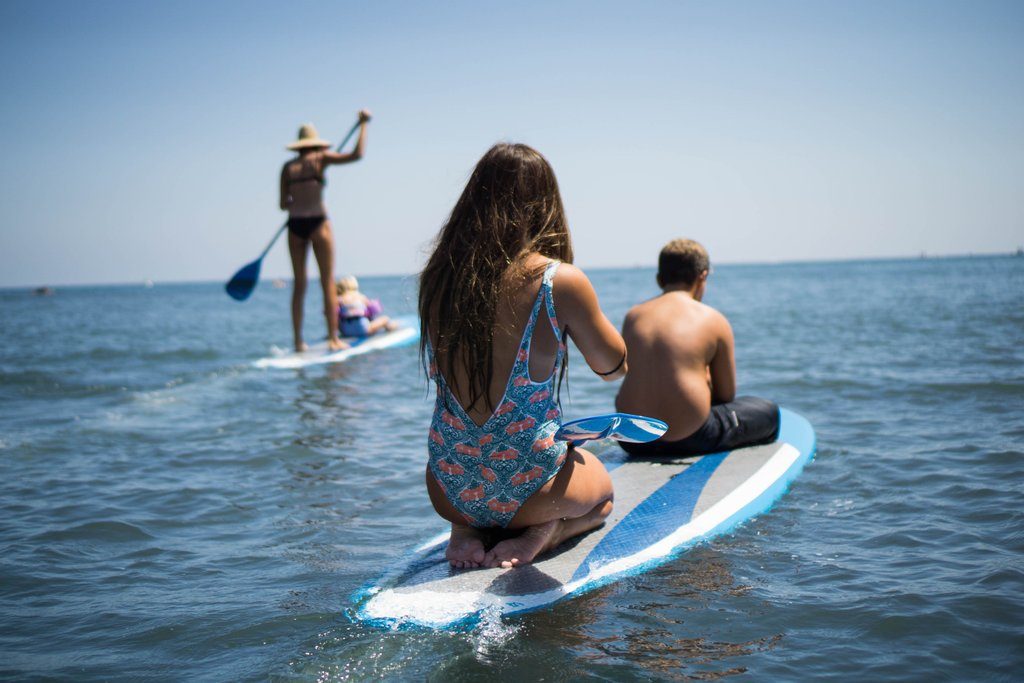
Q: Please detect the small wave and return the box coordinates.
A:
[34,520,154,542]
[985,449,1024,465]
[919,380,1024,395]
[129,390,182,406]
[0,369,126,399]
[861,529,935,550]
[140,348,221,362]
[975,567,1024,590]
[75,347,221,362]
[82,347,133,360]
[0,368,55,384]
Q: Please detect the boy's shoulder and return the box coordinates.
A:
[690,298,731,331]
[626,294,729,330]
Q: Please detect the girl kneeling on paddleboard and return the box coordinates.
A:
[419,143,628,569]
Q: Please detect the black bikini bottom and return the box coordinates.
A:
[287,215,326,240]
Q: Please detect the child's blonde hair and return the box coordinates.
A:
[336,275,359,295]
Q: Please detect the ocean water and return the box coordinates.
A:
[1,256,1022,681]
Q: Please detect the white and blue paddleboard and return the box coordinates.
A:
[254,315,419,369]
[355,407,816,629]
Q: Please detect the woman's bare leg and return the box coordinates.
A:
[309,221,344,350]
[287,232,309,352]
[484,447,613,568]
[424,448,613,569]
[425,466,487,567]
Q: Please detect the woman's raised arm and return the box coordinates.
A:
[323,110,372,165]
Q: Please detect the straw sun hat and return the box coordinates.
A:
[286,123,331,150]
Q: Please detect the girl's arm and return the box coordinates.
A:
[554,264,628,381]
[323,110,371,166]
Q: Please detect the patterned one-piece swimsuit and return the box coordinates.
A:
[427,261,568,528]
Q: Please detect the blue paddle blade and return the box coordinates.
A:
[555,413,668,446]
[225,259,261,301]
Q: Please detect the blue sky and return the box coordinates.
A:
[1,0,1021,287]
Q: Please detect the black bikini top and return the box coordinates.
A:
[287,153,326,187]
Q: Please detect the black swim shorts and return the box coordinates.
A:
[621,396,780,457]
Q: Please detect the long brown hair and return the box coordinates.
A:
[419,143,574,412]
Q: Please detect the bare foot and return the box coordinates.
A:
[482,499,614,569]
[484,520,560,568]
[327,337,349,352]
[446,524,487,569]
[295,340,309,352]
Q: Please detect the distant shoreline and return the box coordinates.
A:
[2,250,1020,292]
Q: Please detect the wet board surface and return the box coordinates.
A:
[355,407,816,629]
[254,315,418,369]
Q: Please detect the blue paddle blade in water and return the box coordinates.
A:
[225,259,261,301]
[556,413,668,445]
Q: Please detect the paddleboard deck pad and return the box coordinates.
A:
[355,407,815,629]
[255,315,418,369]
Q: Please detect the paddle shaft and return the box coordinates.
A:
[251,117,365,262]
[258,223,288,260]
[333,117,363,153]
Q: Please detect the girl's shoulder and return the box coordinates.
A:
[549,262,592,296]
[548,262,607,325]
[519,254,580,281]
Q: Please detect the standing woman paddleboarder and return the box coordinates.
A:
[280,110,371,351]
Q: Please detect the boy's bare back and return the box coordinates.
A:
[616,290,735,440]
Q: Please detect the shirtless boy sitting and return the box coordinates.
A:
[615,239,779,456]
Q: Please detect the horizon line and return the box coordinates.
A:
[2,249,1020,292]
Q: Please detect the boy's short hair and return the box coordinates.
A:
[658,239,710,287]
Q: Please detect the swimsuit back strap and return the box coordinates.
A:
[541,261,562,341]
[517,263,556,357]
